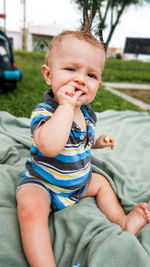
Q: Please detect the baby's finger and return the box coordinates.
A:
[64,87,75,97]
[73,89,83,99]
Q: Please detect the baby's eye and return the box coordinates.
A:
[65,67,75,72]
[88,73,96,79]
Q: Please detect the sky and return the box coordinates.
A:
[0,0,150,48]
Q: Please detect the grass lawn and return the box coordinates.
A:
[103,58,150,84]
[0,51,149,118]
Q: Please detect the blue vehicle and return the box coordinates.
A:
[0,30,22,90]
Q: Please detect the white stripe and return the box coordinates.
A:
[31,108,53,119]
[61,145,90,156]
[57,195,76,206]
[65,143,80,148]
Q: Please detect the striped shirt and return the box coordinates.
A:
[22,90,97,201]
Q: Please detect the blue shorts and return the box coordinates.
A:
[16,177,87,213]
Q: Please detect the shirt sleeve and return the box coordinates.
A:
[30,103,54,136]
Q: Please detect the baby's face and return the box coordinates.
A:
[48,36,105,106]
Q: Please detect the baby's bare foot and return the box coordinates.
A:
[124,203,150,235]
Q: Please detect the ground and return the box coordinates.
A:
[115,89,150,105]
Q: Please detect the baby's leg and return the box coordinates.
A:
[81,173,150,235]
[16,185,56,267]
[81,173,127,226]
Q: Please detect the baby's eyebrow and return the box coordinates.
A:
[66,62,81,68]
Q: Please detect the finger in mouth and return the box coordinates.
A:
[75,88,85,96]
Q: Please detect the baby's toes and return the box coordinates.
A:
[145,211,150,222]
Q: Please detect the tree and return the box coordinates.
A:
[73,0,150,50]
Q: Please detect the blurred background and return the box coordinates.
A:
[0,0,150,116]
[0,0,150,60]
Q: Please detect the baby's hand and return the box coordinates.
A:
[94,135,115,150]
[55,84,82,107]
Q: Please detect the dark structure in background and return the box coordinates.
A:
[124,37,150,56]
[0,30,22,91]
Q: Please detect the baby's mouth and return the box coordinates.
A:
[75,88,85,96]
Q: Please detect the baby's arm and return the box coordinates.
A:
[92,134,115,150]
[34,85,82,157]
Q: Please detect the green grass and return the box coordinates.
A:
[91,87,142,112]
[0,51,148,118]
[0,51,48,117]
[102,58,150,84]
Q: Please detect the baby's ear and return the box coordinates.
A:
[98,80,102,87]
[42,65,51,86]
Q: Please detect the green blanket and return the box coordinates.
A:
[0,110,150,267]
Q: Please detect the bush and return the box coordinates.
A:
[116,53,122,60]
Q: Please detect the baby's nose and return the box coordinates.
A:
[74,73,85,85]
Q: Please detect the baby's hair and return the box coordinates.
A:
[45,30,105,66]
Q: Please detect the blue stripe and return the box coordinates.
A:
[28,161,91,187]
[87,124,95,136]
[58,191,77,197]
[81,106,91,120]
[22,171,27,179]
[38,103,53,109]
[31,114,50,126]
[55,149,91,163]
[71,129,86,138]
[51,192,66,210]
